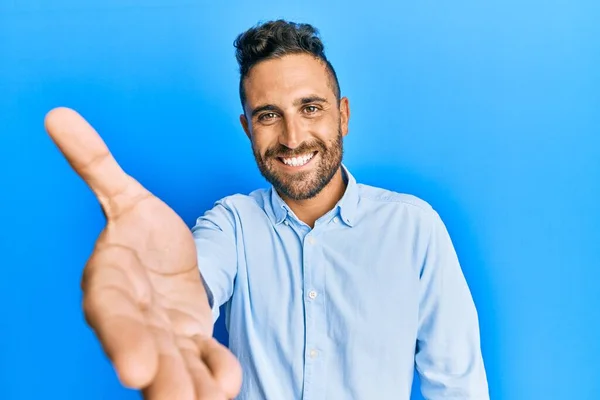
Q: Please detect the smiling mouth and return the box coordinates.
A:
[276,151,318,167]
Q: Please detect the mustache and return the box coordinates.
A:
[264,140,327,159]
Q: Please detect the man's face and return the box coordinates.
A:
[240,53,350,201]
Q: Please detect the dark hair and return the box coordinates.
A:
[233,19,341,109]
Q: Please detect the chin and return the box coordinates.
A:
[277,177,328,201]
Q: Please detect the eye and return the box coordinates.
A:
[304,105,319,114]
[259,112,278,122]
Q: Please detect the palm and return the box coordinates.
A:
[46,107,241,400]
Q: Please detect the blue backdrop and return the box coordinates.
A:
[1,1,599,399]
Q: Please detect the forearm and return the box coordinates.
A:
[415,209,489,399]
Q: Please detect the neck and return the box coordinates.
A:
[280,167,347,228]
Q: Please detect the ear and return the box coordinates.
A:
[240,113,251,140]
[339,97,350,137]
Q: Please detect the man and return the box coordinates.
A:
[45,19,489,400]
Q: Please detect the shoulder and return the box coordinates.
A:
[209,187,271,214]
[193,188,270,229]
[355,183,448,240]
[354,183,446,232]
[357,183,436,214]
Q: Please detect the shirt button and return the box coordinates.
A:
[332,217,339,224]
[307,236,316,245]
[308,290,318,300]
[309,349,318,358]
[283,220,289,226]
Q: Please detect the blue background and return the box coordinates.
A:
[1,1,599,399]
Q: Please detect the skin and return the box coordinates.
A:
[44,53,349,399]
[45,108,242,400]
[240,53,350,227]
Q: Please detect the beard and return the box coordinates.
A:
[252,128,344,201]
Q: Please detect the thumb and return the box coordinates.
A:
[45,107,145,215]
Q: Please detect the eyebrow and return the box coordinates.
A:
[294,95,328,106]
[250,95,329,118]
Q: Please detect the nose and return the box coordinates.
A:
[279,116,305,149]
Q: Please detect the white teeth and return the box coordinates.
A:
[282,152,314,167]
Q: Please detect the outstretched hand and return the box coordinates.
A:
[45,107,242,399]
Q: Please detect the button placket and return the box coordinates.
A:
[302,231,320,399]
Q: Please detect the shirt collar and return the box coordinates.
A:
[268,163,359,227]
[337,164,359,226]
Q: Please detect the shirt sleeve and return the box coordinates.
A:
[415,209,490,399]
[191,199,238,324]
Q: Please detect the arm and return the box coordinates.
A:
[192,199,239,323]
[415,210,489,399]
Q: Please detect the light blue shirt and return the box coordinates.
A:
[192,165,489,400]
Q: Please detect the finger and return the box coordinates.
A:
[195,336,243,399]
[142,310,197,400]
[82,248,158,388]
[44,107,144,214]
[177,336,228,400]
